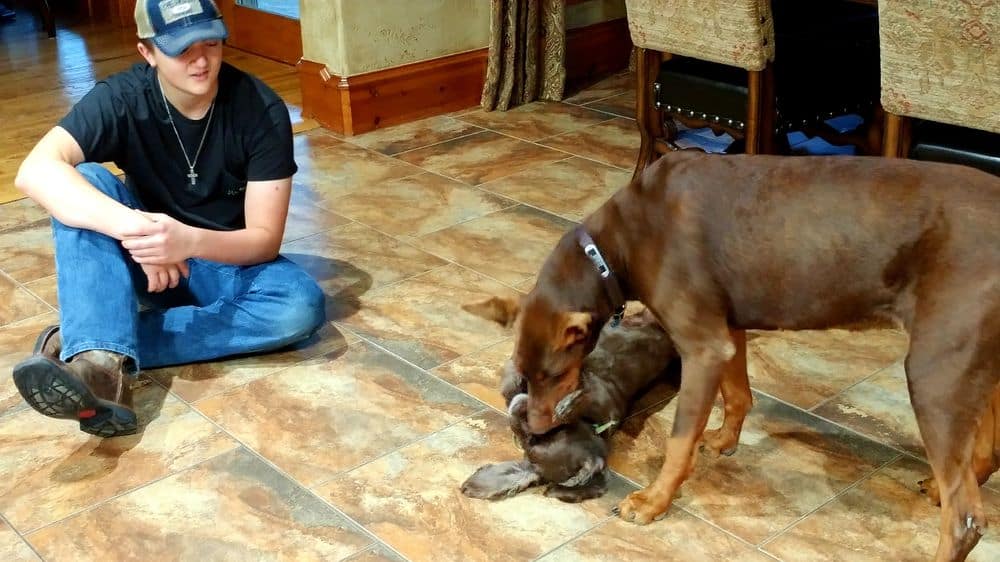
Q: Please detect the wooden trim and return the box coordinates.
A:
[297,59,348,134]
[227,5,302,65]
[299,16,631,136]
[565,17,634,90]
[298,49,488,136]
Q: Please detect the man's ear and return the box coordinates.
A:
[462,296,521,328]
[136,41,157,67]
[556,312,592,350]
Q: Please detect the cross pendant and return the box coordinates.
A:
[187,169,198,186]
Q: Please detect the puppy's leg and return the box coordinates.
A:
[920,383,1000,505]
[616,318,734,525]
[546,470,609,503]
[701,328,752,457]
[460,460,543,500]
[905,298,998,562]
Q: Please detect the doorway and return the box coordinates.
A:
[218,0,302,65]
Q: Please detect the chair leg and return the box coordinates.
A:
[882,112,911,158]
[745,68,764,155]
[757,63,777,154]
[632,47,664,181]
[39,0,55,38]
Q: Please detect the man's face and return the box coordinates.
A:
[139,39,223,98]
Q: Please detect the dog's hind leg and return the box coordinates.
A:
[905,292,999,562]
[701,328,752,457]
[920,383,1000,506]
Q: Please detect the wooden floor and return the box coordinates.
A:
[0,8,316,204]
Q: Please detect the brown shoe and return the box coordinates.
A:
[12,326,137,438]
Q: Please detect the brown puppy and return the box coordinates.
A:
[460,303,681,503]
[511,151,999,562]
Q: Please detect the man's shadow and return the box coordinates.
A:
[71,255,372,457]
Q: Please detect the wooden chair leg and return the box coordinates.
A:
[744,68,764,155]
[883,112,911,158]
[39,0,55,38]
[758,63,777,154]
[632,47,664,181]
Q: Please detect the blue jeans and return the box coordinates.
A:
[52,163,327,373]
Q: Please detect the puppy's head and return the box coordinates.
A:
[507,392,607,487]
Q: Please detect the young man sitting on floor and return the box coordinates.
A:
[10,0,326,438]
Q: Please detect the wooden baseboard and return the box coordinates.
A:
[298,49,487,136]
[299,17,631,136]
[565,18,633,90]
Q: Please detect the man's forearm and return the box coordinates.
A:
[190,226,281,266]
[15,158,145,240]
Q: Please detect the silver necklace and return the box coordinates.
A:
[157,76,215,187]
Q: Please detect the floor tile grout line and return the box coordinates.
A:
[156,264,456,406]
[322,198,545,295]
[0,307,56,332]
[0,511,46,561]
[530,515,617,561]
[483,126,637,172]
[807,357,904,414]
[18,446,238,538]
[756,452,905,552]
[14,281,57,315]
[335,326,510,418]
[307,406,490,493]
[748,386,920,460]
[360,128,489,159]
[146,377,411,562]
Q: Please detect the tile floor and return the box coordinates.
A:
[1,52,999,562]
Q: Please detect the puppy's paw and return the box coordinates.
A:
[918,476,942,506]
[614,489,671,525]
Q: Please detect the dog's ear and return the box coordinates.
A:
[461,296,521,327]
[556,312,592,350]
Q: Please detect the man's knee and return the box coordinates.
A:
[272,277,327,343]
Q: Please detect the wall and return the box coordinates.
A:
[300,0,626,77]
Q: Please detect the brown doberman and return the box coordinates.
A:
[511,151,999,562]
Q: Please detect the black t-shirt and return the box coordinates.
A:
[58,62,297,231]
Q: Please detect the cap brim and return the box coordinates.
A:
[153,19,229,57]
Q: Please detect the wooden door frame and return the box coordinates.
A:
[217,0,303,65]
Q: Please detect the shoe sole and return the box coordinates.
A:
[12,356,138,438]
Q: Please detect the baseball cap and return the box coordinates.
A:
[135,0,229,57]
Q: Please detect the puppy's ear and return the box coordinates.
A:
[556,311,592,350]
[462,296,521,327]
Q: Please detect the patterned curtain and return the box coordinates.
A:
[481,0,567,111]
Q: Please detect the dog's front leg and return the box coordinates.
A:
[615,339,731,524]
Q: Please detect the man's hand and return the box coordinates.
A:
[122,211,201,265]
[140,261,190,293]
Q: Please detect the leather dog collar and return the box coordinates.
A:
[576,226,627,327]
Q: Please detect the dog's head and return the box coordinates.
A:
[463,292,601,435]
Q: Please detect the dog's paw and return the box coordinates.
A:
[700,428,739,458]
[614,489,671,525]
[918,476,942,506]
